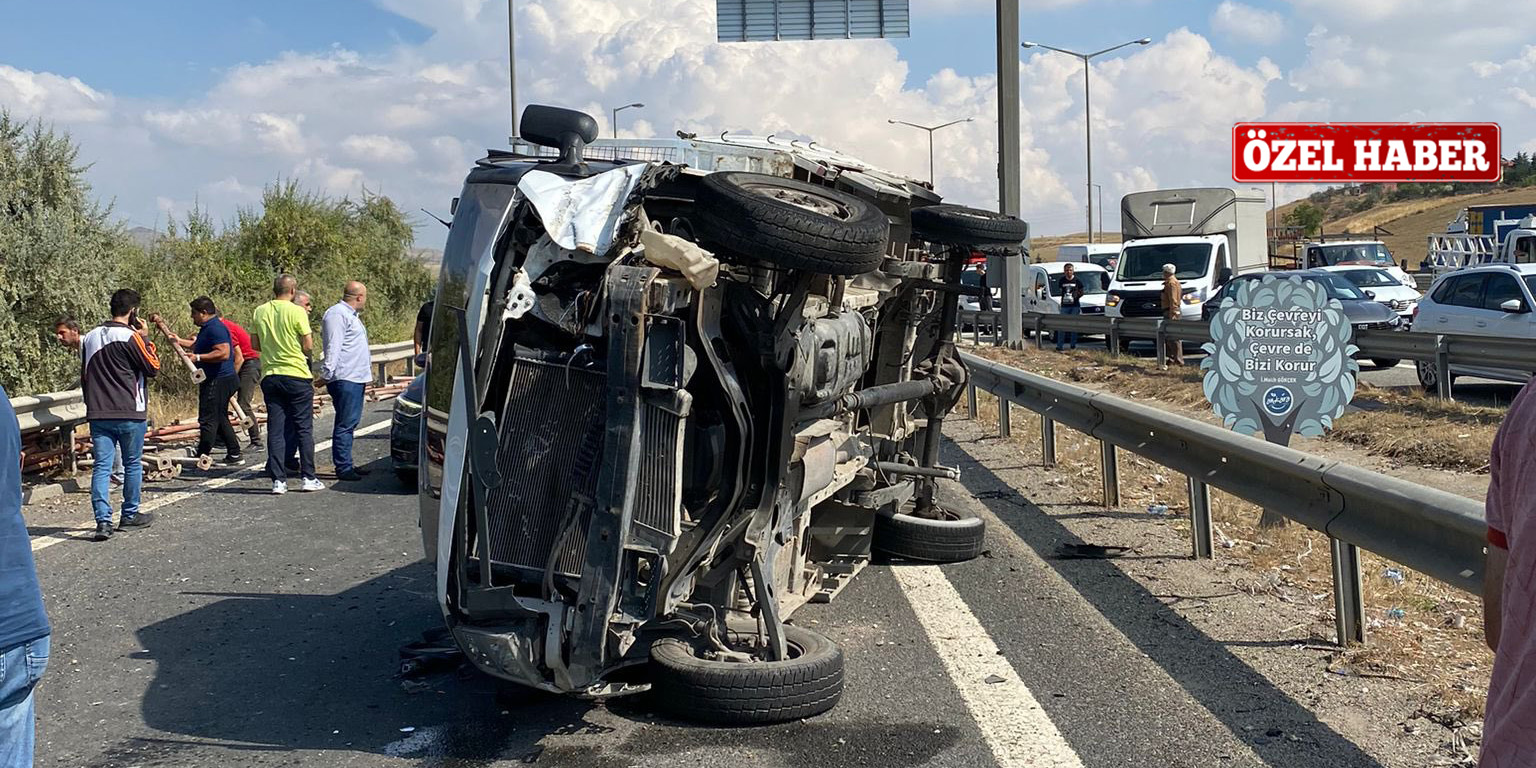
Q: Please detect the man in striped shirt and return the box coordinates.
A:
[79,289,161,541]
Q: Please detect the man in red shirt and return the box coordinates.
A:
[222,316,263,448]
[1483,379,1536,766]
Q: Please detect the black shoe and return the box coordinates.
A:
[118,512,156,530]
[350,467,372,477]
[222,454,245,466]
[93,522,114,541]
[249,436,264,449]
[336,469,366,482]
[285,460,301,473]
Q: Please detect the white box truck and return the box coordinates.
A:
[1055,242,1122,270]
[1106,187,1268,321]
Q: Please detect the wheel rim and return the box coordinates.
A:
[1416,361,1436,387]
[700,636,807,664]
[740,182,855,221]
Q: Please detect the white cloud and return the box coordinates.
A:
[1211,1,1286,45]
[11,0,1536,244]
[340,134,418,164]
[0,65,111,122]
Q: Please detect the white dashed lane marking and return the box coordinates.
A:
[892,564,1086,768]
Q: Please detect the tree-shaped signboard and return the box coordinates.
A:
[1201,275,1359,527]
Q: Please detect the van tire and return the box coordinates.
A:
[912,205,1029,246]
[1371,358,1402,369]
[695,172,889,276]
[873,505,986,563]
[649,625,844,725]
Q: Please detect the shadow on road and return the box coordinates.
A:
[130,563,596,764]
[946,437,1391,768]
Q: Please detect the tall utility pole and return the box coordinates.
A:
[888,117,973,185]
[507,0,517,141]
[612,103,645,138]
[995,0,1023,342]
[1021,37,1151,240]
[1091,183,1103,243]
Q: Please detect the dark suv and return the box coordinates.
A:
[415,106,1028,723]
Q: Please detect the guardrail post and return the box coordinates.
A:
[991,314,1001,346]
[972,320,981,346]
[1107,319,1121,357]
[1100,441,1119,508]
[1331,538,1367,646]
[1041,416,1056,467]
[1434,335,1453,401]
[1034,316,1046,350]
[1155,320,1168,368]
[1188,477,1213,559]
[966,383,978,419]
[997,395,1012,437]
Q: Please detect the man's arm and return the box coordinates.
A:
[318,308,343,381]
[1486,540,1509,652]
[197,341,231,364]
[129,333,162,379]
[414,320,427,356]
[232,344,244,371]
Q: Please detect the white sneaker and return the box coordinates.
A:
[300,478,326,492]
[271,480,288,495]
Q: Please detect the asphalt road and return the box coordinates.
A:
[24,402,1394,767]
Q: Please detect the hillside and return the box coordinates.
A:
[1281,188,1536,265]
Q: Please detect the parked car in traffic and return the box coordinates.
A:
[1204,269,1404,368]
[1411,263,1536,392]
[1318,265,1422,324]
[389,372,425,484]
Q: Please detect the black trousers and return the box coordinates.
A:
[262,375,315,482]
[196,374,241,458]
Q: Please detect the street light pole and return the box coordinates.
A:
[611,102,645,139]
[887,117,974,186]
[1090,183,1104,243]
[1022,37,1152,243]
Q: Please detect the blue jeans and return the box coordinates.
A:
[0,635,49,768]
[90,420,146,524]
[1056,305,1082,350]
[326,381,366,473]
[262,376,315,482]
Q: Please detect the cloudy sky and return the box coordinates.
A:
[2,0,1534,245]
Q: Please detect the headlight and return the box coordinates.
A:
[1106,294,1121,306]
[1388,315,1403,327]
[1182,294,1203,305]
[394,396,423,419]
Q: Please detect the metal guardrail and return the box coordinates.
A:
[16,340,417,435]
[960,352,1488,646]
[958,310,1536,400]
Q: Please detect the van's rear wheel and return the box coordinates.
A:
[873,504,986,563]
[695,172,890,276]
[649,625,844,725]
[1416,360,1452,393]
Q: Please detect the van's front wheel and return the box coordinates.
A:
[649,626,844,725]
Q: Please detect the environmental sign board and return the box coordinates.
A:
[1201,276,1359,445]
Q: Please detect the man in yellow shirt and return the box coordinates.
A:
[251,274,324,494]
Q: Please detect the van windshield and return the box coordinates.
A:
[1316,243,1393,266]
[1051,271,1109,295]
[1118,243,1212,281]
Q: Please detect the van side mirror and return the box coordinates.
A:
[1218,267,1233,285]
[1364,290,1376,300]
[1501,298,1527,313]
[519,104,600,173]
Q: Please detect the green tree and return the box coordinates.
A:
[1283,202,1325,237]
[0,112,132,394]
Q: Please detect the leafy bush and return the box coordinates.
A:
[1,111,434,399]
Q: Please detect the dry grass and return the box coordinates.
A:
[964,353,1494,725]
[974,345,1501,474]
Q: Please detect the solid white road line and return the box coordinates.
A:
[892,565,1085,768]
[30,417,394,552]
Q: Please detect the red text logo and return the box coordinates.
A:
[1232,123,1501,183]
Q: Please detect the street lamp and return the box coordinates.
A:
[887,117,974,186]
[1022,37,1152,241]
[611,102,644,139]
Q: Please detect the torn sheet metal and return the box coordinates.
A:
[517,164,648,254]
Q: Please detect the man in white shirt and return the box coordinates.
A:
[319,282,372,481]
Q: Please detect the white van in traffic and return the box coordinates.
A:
[1024,262,1110,316]
[1056,243,1121,270]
